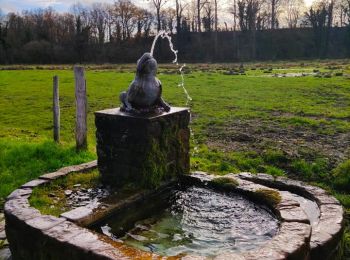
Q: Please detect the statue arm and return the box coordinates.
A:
[120,82,140,114]
[158,81,170,112]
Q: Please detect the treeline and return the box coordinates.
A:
[0,0,349,64]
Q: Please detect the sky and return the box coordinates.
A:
[0,0,147,13]
[0,0,315,14]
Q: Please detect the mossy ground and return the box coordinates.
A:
[210,177,239,189]
[0,60,349,256]
[29,170,99,216]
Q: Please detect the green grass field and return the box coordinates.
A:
[0,61,350,254]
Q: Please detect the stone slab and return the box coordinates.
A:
[21,179,48,189]
[25,215,66,231]
[279,206,309,224]
[60,207,93,223]
[6,188,32,200]
[40,160,98,180]
[40,170,69,180]
[4,199,41,222]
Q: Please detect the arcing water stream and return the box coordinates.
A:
[150,30,198,154]
[150,30,192,106]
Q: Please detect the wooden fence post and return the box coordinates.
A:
[74,66,87,150]
[53,75,60,143]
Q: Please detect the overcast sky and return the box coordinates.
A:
[0,0,314,29]
[0,0,314,14]
[0,0,149,13]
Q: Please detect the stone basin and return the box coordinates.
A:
[4,161,345,259]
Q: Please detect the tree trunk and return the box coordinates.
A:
[214,0,218,32]
[197,0,201,32]
[271,0,276,29]
[157,8,161,32]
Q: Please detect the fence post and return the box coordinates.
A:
[74,66,87,150]
[53,75,60,143]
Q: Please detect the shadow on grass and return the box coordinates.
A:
[0,140,95,209]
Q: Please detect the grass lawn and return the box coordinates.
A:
[0,60,349,254]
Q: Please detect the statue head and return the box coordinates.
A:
[136,52,157,76]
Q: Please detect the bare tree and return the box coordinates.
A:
[105,4,114,42]
[283,0,305,28]
[237,0,261,31]
[229,0,238,31]
[114,0,138,40]
[71,3,91,28]
[334,0,349,26]
[270,0,282,29]
[214,0,219,31]
[305,0,334,56]
[149,0,168,32]
[135,8,151,37]
[161,8,176,33]
[202,1,215,31]
[90,3,108,44]
[175,0,188,33]
[197,0,209,32]
[188,0,198,31]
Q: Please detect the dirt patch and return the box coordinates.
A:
[206,118,350,166]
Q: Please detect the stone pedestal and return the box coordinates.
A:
[95,107,190,188]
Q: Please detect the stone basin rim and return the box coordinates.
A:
[94,107,190,120]
[4,161,345,260]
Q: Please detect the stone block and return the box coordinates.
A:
[25,215,66,231]
[6,188,32,200]
[60,207,93,224]
[21,179,48,189]
[95,107,190,187]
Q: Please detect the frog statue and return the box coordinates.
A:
[120,53,171,114]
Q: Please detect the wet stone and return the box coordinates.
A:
[64,187,110,209]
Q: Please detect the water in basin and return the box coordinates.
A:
[97,185,279,257]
